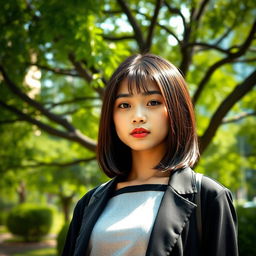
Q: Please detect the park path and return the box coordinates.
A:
[0,233,56,256]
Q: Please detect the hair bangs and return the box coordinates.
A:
[126,64,155,95]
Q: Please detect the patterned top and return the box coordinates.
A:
[87,184,168,256]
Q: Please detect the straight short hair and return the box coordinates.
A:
[97,53,199,178]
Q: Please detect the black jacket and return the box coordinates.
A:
[62,168,238,256]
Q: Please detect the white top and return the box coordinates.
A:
[87,184,167,256]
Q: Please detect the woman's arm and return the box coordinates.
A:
[202,178,238,256]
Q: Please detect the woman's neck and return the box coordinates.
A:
[116,148,170,189]
[129,146,169,182]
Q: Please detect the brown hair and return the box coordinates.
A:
[97,53,199,178]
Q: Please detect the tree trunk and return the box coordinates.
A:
[17,181,26,204]
[60,194,75,222]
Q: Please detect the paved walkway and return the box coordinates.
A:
[0,233,56,256]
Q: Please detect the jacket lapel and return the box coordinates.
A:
[146,168,197,256]
[74,178,118,256]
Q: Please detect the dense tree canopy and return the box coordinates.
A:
[0,0,255,204]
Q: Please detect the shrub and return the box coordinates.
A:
[0,211,7,225]
[0,200,14,225]
[237,206,256,256]
[57,223,69,255]
[6,203,53,242]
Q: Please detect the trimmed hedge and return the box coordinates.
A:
[237,206,256,256]
[6,203,53,242]
[57,223,69,255]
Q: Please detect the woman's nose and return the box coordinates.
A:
[132,117,146,124]
[132,108,146,124]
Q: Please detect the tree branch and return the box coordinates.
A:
[157,23,181,44]
[230,58,256,63]
[186,42,231,54]
[58,104,101,116]
[68,54,105,98]
[102,34,135,41]
[116,0,145,52]
[0,118,25,125]
[200,70,256,154]
[0,65,77,132]
[105,5,181,48]
[248,47,256,53]
[68,53,93,82]
[178,0,210,76]
[10,157,96,169]
[0,100,97,151]
[233,20,256,55]
[193,20,256,104]
[102,9,122,15]
[214,19,238,46]
[222,111,256,124]
[164,1,186,30]
[136,10,181,45]
[27,63,80,77]
[193,0,210,22]
[145,0,163,52]
[44,96,100,108]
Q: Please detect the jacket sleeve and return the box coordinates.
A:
[202,179,238,256]
[61,189,95,256]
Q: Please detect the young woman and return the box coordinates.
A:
[62,54,238,256]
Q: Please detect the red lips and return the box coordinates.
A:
[130,128,150,138]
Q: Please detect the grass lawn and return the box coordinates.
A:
[13,248,56,256]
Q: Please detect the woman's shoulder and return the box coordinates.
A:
[200,174,234,203]
[76,186,99,206]
[75,180,113,209]
[72,186,99,215]
[201,175,227,193]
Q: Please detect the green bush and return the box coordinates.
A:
[6,203,53,242]
[57,223,69,256]
[0,211,7,225]
[0,199,14,225]
[237,206,256,256]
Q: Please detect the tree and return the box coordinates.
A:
[0,0,255,192]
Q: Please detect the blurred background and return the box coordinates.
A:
[0,0,255,255]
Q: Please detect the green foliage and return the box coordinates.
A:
[56,223,69,256]
[0,198,14,225]
[0,0,255,208]
[237,206,256,256]
[196,123,243,190]
[6,203,54,242]
[0,211,7,225]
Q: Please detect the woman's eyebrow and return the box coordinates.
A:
[115,90,161,99]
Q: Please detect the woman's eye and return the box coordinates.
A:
[118,103,130,109]
[148,100,161,106]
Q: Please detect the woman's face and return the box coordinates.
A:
[113,79,169,153]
